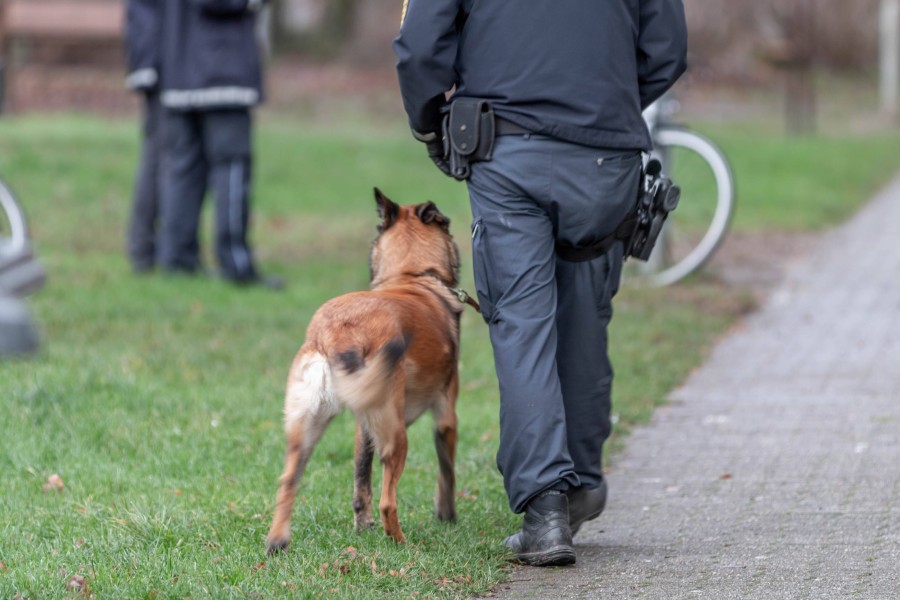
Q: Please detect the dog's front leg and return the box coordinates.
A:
[433,377,459,522]
[352,421,376,531]
[433,421,458,522]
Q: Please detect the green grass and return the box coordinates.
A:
[693,121,900,232]
[0,114,897,598]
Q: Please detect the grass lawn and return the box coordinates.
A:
[0,114,897,598]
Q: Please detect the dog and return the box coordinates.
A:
[266,188,463,552]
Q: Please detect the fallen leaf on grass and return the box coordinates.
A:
[252,562,266,573]
[456,488,478,501]
[339,546,358,560]
[67,574,86,591]
[0,561,6,572]
[43,474,65,492]
[434,574,472,588]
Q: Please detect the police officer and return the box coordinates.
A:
[124,0,162,273]
[395,1,687,566]
[157,0,281,288]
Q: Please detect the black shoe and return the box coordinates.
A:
[504,490,576,566]
[567,478,608,536]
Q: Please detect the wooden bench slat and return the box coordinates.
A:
[5,2,123,40]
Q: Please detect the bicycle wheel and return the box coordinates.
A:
[0,177,28,256]
[627,126,735,286]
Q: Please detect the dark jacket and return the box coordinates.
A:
[160,0,266,111]
[125,0,161,92]
[394,0,688,151]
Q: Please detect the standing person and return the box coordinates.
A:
[395,0,687,566]
[124,0,162,273]
[157,0,282,289]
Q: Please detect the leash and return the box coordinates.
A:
[407,269,481,314]
[452,287,481,313]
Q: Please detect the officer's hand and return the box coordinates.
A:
[424,139,452,177]
[412,130,452,178]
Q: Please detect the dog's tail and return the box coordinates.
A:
[330,336,410,413]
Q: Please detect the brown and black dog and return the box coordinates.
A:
[266,189,462,552]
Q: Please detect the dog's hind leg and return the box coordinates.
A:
[378,422,408,543]
[433,377,459,522]
[266,353,337,554]
[352,421,376,531]
[367,379,409,543]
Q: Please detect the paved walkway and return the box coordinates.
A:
[493,176,900,599]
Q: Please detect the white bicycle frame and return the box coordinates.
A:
[0,179,46,297]
[0,179,28,256]
[636,99,735,286]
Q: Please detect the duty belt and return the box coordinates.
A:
[494,117,532,136]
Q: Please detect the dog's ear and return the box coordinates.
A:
[416,201,451,232]
[374,188,399,232]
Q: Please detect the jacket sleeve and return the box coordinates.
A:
[637,0,688,109]
[124,0,161,92]
[189,0,266,15]
[393,0,463,135]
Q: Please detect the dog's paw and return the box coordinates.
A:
[355,519,376,532]
[435,505,457,523]
[266,537,290,555]
[385,529,407,544]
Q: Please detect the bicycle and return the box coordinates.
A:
[0,177,45,356]
[0,177,44,294]
[626,96,736,286]
[1,178,28,255]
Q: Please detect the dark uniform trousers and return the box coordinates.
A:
[466,134,641,514]
[127,92,162,270]
[158,108,257,281]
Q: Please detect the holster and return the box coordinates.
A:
[625,159,681,261]
[442,98,496,181]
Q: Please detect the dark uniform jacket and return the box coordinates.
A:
[394,0,688,151]
[125,0,161,92]
[159,0,266,111]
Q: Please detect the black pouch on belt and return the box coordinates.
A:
[442,98,496,181]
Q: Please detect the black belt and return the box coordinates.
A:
[555,213,639,262]
[495,117,532,136]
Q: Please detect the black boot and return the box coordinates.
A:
[504,490,575,566]
[567,478,608,536]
